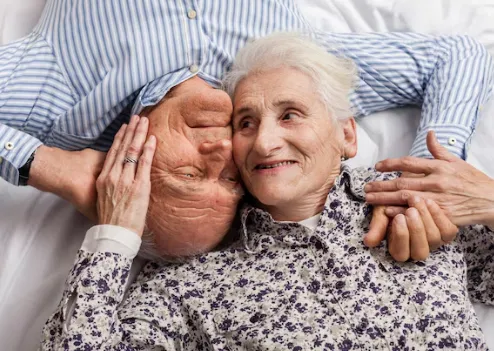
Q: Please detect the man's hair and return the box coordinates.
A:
[223,32,357,121]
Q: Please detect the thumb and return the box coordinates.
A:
[364,206,389,248]
[427,131,458,162]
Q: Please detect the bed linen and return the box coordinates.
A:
[1,0,493,350]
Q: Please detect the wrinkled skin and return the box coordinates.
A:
[144,76,243,257]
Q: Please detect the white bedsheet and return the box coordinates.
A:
[1,0,494,349]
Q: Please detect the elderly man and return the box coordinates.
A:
[1,0,492,257]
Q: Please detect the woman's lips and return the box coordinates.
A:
[253,160,297,174]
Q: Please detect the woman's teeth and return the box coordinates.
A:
[257,161,295,169]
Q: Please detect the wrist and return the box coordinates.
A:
[28,145,66,195]
[479,184,494,229]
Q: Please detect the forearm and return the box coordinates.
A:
[411,35,494,159]
[41,249,135,349]
[314,32,494,160]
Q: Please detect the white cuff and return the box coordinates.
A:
[81,225,142,258]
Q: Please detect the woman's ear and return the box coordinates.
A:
[340,117,357,159]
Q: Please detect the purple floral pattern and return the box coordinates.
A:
[40,166,494,350]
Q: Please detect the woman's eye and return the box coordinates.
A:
[282,112,297,121]
[184,173,194,178]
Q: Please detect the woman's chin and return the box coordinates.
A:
[252,188,294,208]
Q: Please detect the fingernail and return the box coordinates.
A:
[375,162,383,169]
[412,196,421,204]
[141,117,148,124]
[366,194,375,201]
[396,214,406,224]
[385,208,394,216]
[364,184,371,192]
[425,199,433,206]
[408,207,419,219]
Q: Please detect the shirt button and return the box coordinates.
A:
[187,9,197,19]
[4,142,14,150]
[448,137,457,146]
[479,105,484,111]
[189,64,199,73]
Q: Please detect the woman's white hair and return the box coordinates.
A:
[223,32,357,121]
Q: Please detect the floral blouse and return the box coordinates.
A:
[40,166,494,350]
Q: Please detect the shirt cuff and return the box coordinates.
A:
[0,124,42,185]
[410,125,472,160]
[82,225,142,258]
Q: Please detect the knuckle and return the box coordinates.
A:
[400,191,411,202]
[108,173,120,185]
[402,157,416,168]
[396,179,409,191]
[127,145,141,156]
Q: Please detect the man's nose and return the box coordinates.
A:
[253,121,282,157]
[199,140,233,179]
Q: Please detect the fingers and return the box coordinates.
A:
[100,124,127,179]
[365,190,435,206]
[405,207,429,261]
[425,198,458,243]
[409,197,442,251]
[427,131,459,162]
[375,156,439,174]
[123,117,149,180]
[364,206,389,248]
[114,115,141,179]
[365,177,433,193]
[388,215,410,262]
[136,135,157,184]
[384,206,407,217]
[387,206,430,262]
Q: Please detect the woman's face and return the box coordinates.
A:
[232,67,357,208]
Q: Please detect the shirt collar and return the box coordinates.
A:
[239,165,364,253]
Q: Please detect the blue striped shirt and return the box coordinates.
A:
[0,0,492,185]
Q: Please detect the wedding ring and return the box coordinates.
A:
[124,156,138,164]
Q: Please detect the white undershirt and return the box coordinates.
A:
[297,213,321,230]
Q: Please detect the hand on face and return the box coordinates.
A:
[96,115,156,236]
[365,131,494,228]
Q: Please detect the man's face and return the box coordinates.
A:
[144,76,243,257]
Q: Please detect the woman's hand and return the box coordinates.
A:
[96,115,156,236]
[365,131,494,228]
[365,197,458,262]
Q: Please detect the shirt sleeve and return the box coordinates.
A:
[457,225,494,304]
[314,32,494,160]
[39,250,182,350]
[0,33,76,185]
[81,224,142,258]
[0,124,42,185]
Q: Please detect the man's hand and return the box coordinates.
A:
[365,131,494,228]
[364,197,458,262]
[29,145,106,221]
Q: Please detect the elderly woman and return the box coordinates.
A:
[41,34,494,350]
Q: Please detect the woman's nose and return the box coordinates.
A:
[253,123,282,157]
[199,140,234,179]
